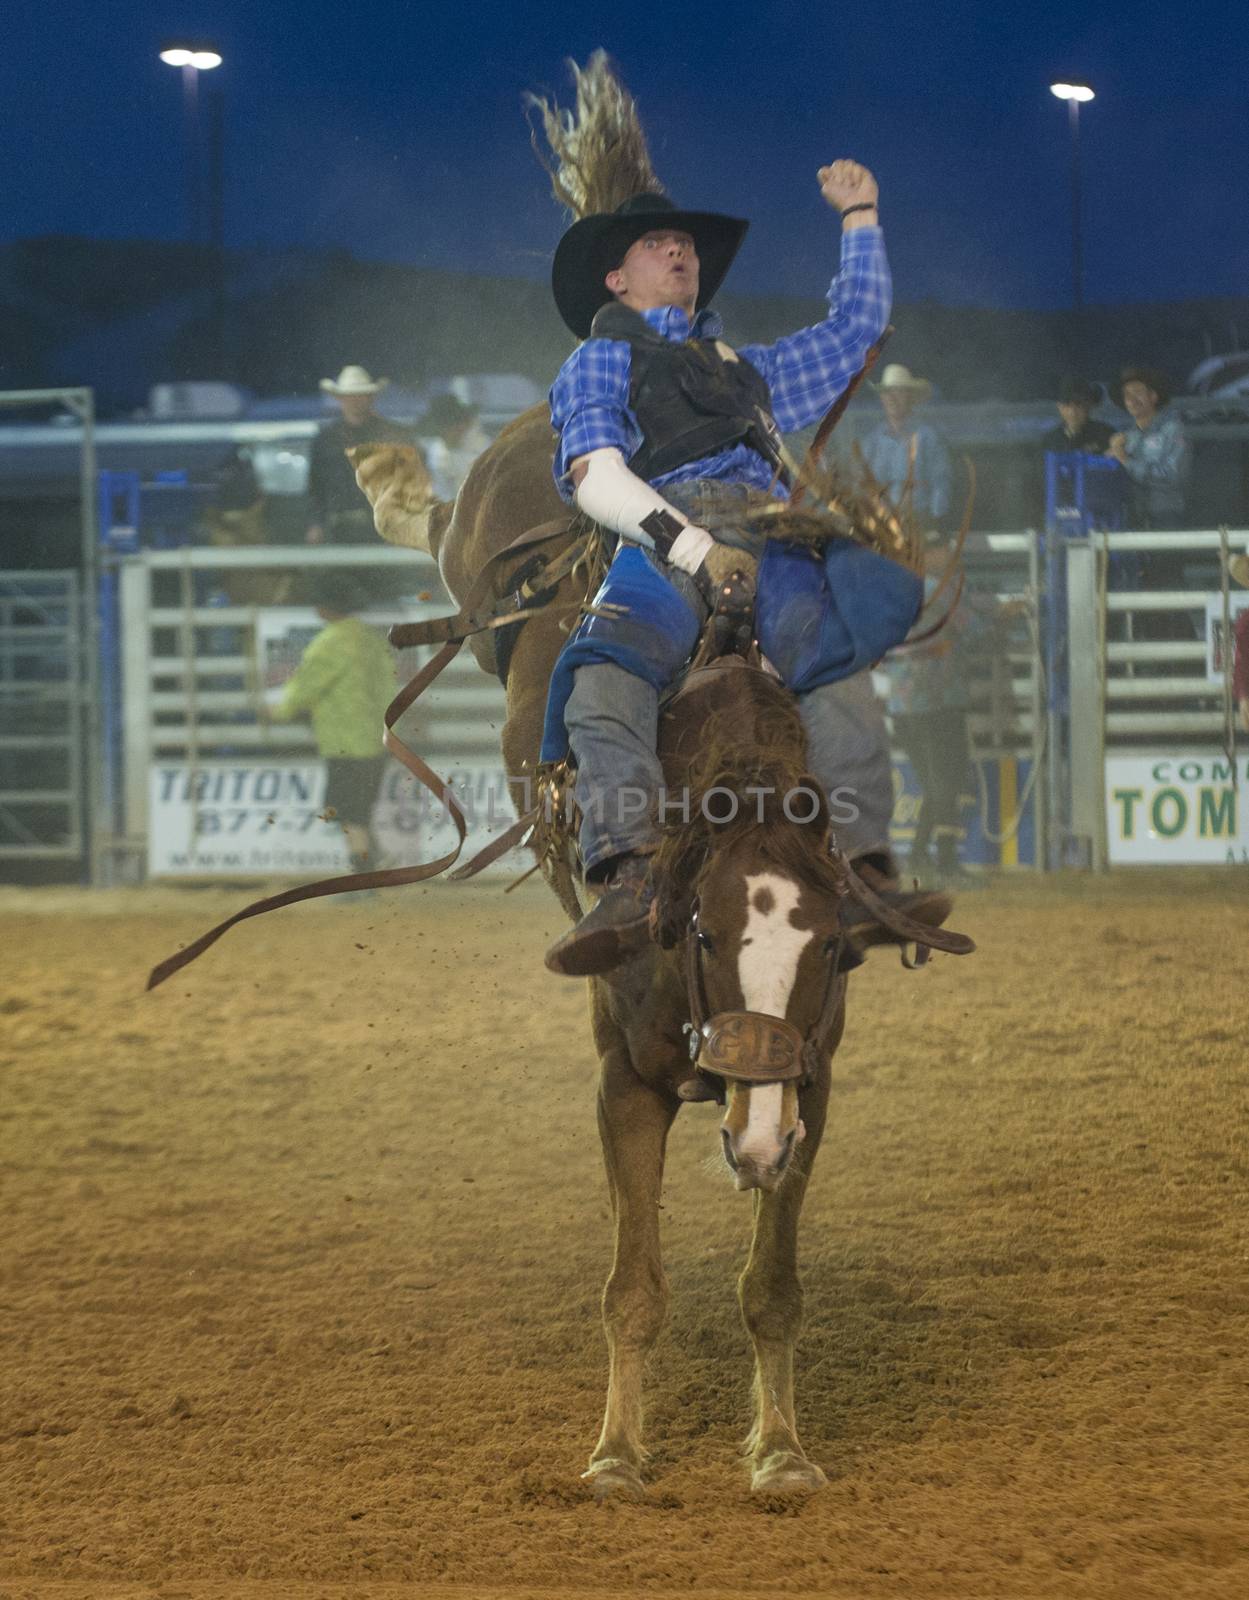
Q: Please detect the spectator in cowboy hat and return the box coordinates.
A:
[860,362,953,530]
[306,365,416,546]
[1106,365,1191,530]
[1041,375,1114,455]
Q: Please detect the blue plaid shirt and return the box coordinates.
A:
[550,225,891,502]
[860,420,953,524]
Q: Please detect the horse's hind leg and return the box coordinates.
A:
[739,1099,830,1496]
[584,1040,677,1499]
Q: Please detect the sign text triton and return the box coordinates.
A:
[155,766,320,805]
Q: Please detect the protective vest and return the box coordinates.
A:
[588,303,788,485]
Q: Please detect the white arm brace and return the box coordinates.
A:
[572,448,714,576]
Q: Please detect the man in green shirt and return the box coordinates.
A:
[270,573,396,871]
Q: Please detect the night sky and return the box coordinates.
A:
[9,1,1248,310]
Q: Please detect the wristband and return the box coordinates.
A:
[638,508,683,557]
[841,203,878,219]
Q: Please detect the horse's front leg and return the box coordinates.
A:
[584,1042,678,1499]
[739,1084,831,1496]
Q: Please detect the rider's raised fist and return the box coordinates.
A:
[818,160,879,216]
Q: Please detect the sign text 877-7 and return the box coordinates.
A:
[194,808,328,835]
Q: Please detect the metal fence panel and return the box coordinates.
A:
[115,544,508,880]
[0,571,85,860]
[1063,527,1248,869]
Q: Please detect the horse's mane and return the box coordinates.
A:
[525,51,665,221]
[652,700,845,944]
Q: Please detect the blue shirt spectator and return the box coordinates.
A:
[1108,366,1191,528]
[859,364,953,527]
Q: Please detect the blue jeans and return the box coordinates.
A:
[564,662,667,874]
[565,661,893,875]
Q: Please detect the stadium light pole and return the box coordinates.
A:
[1050,81,1095,311]
[160,43,223,243]
[160,42,227,374]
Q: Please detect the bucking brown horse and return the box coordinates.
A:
[340,49,979,1500]
[353,419,882,1498]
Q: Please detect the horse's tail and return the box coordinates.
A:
[525,50,666,221]
[347,443,453,561]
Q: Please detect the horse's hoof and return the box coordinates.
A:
[582,1457,646,1501]
[751,1451,827,1496]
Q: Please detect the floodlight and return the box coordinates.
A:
[160,42,223,70]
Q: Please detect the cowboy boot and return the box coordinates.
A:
[544,852,656,977]
[840,854,955,949]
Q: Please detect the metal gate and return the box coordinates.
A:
[113,543,509,881]
[0,571,87,864]
[1060,526,1248,869]
[0,386,100,879]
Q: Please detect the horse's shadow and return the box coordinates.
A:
[637,1249,1069,1480]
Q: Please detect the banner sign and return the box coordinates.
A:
[148,759,518,878]
[1204,594,1249,686]
[256,609,322,705]
[1105,753,1249,864]
[148,753,1043,878]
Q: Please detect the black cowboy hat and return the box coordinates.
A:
[552,192,749,339]
[1117,365,1173,408]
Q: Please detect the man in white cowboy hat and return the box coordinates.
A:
[860,363,953,529]
[538,163,955,977]
[306,365,415,546]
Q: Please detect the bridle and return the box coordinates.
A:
[681,899,845,1103]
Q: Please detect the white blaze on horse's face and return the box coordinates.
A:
[721,873,810,1192]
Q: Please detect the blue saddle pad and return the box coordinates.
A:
[755,537,923,693]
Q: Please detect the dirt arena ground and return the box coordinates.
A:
[1,870,1247,1600]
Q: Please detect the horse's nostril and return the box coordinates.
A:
[720,1127,739,1171]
